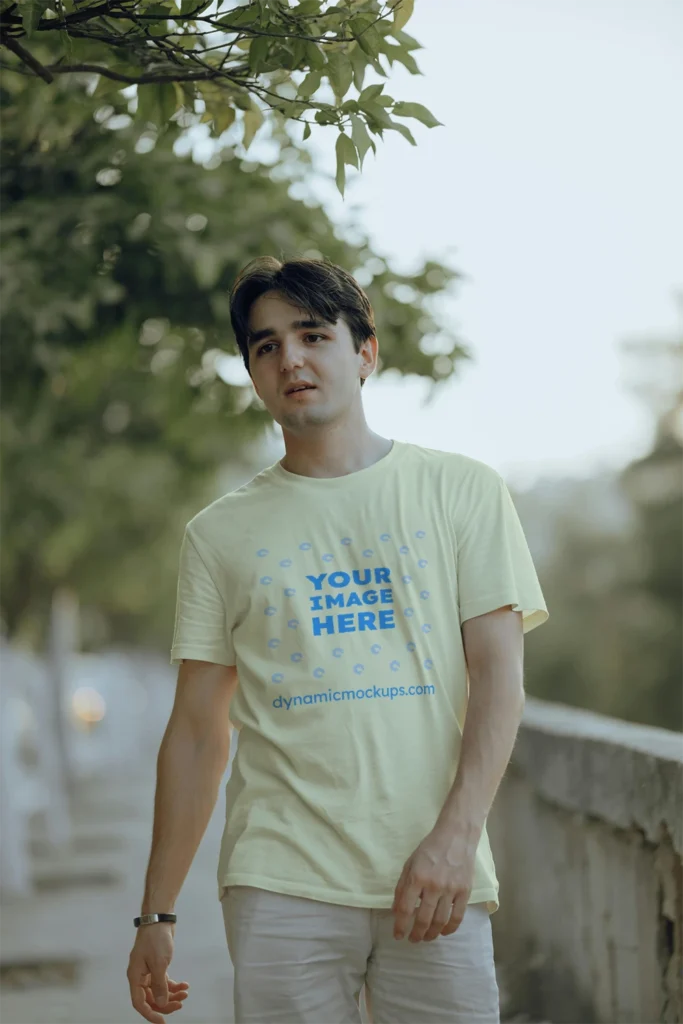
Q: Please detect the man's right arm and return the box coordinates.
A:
[141,658,237,915]
[128,659,238,1022]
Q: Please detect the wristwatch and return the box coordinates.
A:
[134,913,177,928]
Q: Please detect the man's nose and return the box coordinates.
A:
[278,338,306,372]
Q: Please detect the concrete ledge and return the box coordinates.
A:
[515,699,683,854]
[489,697,683,1024]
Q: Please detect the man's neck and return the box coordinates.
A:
[279,429,393,479]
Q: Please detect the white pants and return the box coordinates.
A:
[221,886,500,1024]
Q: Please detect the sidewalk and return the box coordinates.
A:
[0,753,234,1024]
[1,742,540,1024]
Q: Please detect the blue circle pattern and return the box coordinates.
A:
[404,608,414,618]
[262,530,431,686]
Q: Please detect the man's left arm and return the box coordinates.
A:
[391,605,525,942]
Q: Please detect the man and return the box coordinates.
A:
[127,255,548,1024]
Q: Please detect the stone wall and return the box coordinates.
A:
[489,698,683,1024]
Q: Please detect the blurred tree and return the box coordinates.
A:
[0,69,465,651]
[0,0,440,194]
[521,308,683,731]
[619,318,683,729]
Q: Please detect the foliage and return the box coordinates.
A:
[521,334,683,731]
[0,0,441,194]
[0,70,465,649]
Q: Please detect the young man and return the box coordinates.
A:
[127,256,548,1024]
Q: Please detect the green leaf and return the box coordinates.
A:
[243,104,264,151]
[358,83,383,104]
[390,48,421,75]
[158,82,178,125]
[390,0,414,31]
[213,103,236,135]
[335,136,346,197]
[21,0,50,38]
[393,29,422,51]
[302,121,311,140]
[337,130,358,170]
[350,15,382,58]
[349,44,366,92]
[387,118,416,146]
[296,69,322,100]
[391,101,443,128]
[137,83,179,128]
[349,113,375,168]
[326,52,353,104]
[293,0,321,13]
[249,36,271,73]
[304,40,325,70]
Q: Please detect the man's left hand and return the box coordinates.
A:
[391,827,477,942]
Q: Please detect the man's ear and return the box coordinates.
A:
[360,334,379,379]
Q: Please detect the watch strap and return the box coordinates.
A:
[134,913,177,928]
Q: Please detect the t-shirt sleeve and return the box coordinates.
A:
[455,465,548,634]
[170,526,236,666]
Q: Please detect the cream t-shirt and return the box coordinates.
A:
[171,440,548,912]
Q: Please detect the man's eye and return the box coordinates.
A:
[257,343,275,356]
[305,334,324,342]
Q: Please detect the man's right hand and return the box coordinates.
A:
[127,923,189,1024]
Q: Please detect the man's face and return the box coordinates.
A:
[246,290,376,432]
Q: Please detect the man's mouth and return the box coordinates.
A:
[285,384,316,395]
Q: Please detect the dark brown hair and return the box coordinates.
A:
[229,256,376,386]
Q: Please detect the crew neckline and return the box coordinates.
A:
[269,439,403,489]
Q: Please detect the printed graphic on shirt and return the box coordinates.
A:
[253,529,436,709]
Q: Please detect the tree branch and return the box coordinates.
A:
[1,34,54,81]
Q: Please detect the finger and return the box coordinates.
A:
[423,894,454,941]
[131,983,165,1024]
[393,880,421,939]
[151,969,170,1008]
[391,863,409,913]
[167,979,190,993]
[407,893,439,943]
[145,986,187,1014]
[441,894,468,936]
[147,983,188,1004]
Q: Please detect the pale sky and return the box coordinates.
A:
[302,0,683,488]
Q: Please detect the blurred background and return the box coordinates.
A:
[1,0,681,1021]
